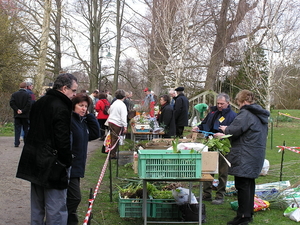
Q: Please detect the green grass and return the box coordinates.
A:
[0,122,14,136]
[77,109,300,224]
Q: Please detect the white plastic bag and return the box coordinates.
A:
[172,187,198,205]
[290,208,300,222]
[260,159,270,176]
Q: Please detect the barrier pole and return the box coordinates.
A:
[87,188,93,225]
[280,141,285,181]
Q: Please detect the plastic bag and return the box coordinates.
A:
[290,208,300,222]
[119,135,125,145]
[254,196,270,212]
[260,159,270,176]
[179,203,206,222]
[172,187,198,205]
[230,197,269,212]
[284,204,298,217]
[102,131,111,153]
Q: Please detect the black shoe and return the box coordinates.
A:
[202,195,212,201]
[227,216,252,225]
[14,145,19,147]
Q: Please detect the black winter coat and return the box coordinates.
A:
[157,103,175,138]
[10,89,31,118]
[71,112,100,178]
[16,89,73,189]
[224,104,270,179]
[174,93,189,126]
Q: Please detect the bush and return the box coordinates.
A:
[0,92,13,125]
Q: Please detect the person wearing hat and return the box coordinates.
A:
[143,87,155,117]
[173,87,189,137]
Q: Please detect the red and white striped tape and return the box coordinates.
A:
[277,146,300,154]
[82,150,111,225]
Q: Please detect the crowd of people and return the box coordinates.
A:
[10,74,269,225]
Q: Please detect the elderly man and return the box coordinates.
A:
[16,73,78,225]
[192,93,237,205]
[169,89,177,108]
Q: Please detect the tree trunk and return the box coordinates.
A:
[112,0,123,93]
[54,0,62,76]
[36,0,52,97]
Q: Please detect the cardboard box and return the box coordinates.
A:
[202,151,219,174]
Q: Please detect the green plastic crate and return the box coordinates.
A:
[151,199,181,218]
[138,150,202,180]
[118,194,151,218]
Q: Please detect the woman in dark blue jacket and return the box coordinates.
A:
[67,93,100,225]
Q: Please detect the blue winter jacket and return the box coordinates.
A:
[71,112,100,178]
[198,105,237,133]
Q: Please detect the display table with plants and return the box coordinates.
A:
[130,115,164,142]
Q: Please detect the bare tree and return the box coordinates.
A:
[36,0,52,97]
[65,0,114,91]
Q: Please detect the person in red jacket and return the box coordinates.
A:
[143,87,155,117]
[95,92,110,140]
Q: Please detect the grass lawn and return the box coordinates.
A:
[77,109,300,225]
[2,109,300,224]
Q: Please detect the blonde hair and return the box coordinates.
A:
[235,90,255,104]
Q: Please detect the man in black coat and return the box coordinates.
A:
[9,82,32,147]
[16,73,78,225]
[174,87,189,137]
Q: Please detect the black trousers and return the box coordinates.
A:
[14,117,29,146]
[176,126,184,138]
[98,119,108,138]
[235,176,255,218]
[67,177,81,225]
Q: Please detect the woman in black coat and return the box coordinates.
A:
[157,95,175,138]
[67,93,100,224]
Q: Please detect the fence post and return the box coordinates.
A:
[280,141,285,181]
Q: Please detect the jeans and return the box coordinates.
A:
[14,118,29,146]
[31,183,68,225]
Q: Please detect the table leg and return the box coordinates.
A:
[199,181,203,224]
[143,180,147,225]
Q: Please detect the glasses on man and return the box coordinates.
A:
[67,87,77,93]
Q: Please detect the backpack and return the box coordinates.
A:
[103,101,110,115]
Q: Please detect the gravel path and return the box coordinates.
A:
[0,137,101,224]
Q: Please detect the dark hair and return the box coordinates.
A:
[115,89,126,99]
[160,94,170,104]
[72,93,91,110]
[53,73,77,91]
[98,93,107,100]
